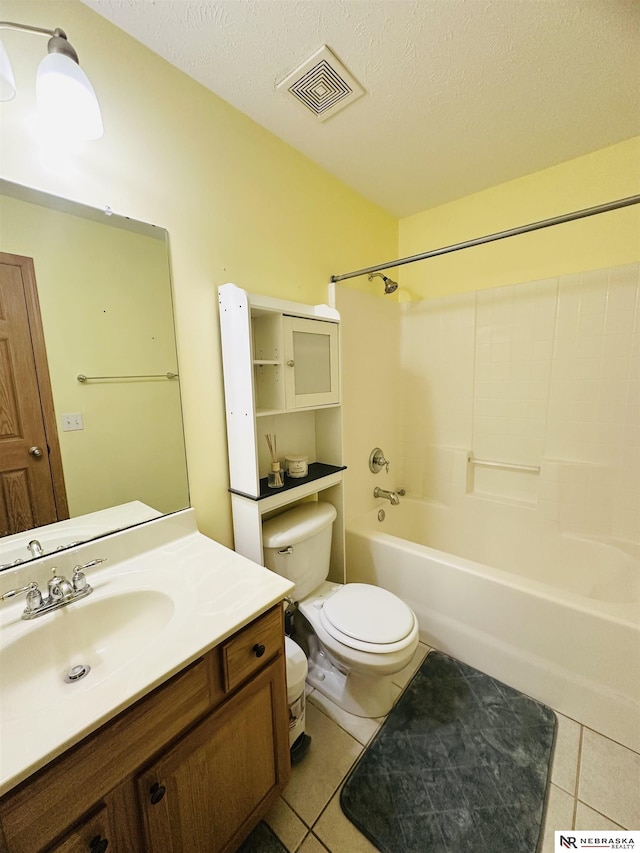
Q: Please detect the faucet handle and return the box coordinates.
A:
[72,558,106,591]
[74,558,107,570]
[1,581,43,613]
[369,447,390,474]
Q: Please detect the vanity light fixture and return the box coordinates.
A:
[0,21,103,140]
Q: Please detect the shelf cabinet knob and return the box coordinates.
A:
[286,360,295,367]
[253,643,266,658]
[89,835,109,853]
[150,782,166,804]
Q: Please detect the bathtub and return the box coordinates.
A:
[346,497,640,752]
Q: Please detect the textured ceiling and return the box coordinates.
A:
[83,0,640,218]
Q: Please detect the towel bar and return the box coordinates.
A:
[467,454,540,473]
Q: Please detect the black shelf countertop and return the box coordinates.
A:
[229,462,346,501]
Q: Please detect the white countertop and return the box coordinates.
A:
[0,509,293,796]
[0,501,163,566]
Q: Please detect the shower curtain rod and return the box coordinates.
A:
[330,193,640,283]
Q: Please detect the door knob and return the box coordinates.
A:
[28,446,43,458]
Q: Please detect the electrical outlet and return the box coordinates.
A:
[61,412,84,431]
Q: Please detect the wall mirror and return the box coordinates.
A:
[0,179,189,570]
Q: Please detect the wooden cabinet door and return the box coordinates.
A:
[136,656,290,853]
[0,252,67,535]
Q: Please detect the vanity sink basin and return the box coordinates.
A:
[0,590,175,721]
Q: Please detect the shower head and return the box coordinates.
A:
[368,272,398,294]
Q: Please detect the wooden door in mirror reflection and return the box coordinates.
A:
[0,252,68,536]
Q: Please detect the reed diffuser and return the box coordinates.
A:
[265,433,284,488]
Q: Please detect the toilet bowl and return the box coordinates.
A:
[262,502,419,718]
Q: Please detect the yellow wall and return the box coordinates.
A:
[1,193,190,517]
[0,0,397,546]
[2,0,636,546]
[398,138,640,300]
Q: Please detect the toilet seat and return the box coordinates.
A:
[298,582,420,701]
[318,583,417,654]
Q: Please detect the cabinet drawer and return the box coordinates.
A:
[46,803,115,853]
[221,605,283,694]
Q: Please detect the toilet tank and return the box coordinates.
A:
[262,502,337,600]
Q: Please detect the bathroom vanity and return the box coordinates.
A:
[0,510,294,853]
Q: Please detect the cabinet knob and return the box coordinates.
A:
[253,643,266,658]
[150,782,166,804]
[89,836,109,853]
[286,360,295,367]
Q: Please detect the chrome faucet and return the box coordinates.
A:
[27,539,45,558]
[48,570,75,603]
[0,559,106,620]
[373,487,400,506]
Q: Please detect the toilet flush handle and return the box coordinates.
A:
[277,547,293,555]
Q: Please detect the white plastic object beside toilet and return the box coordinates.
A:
[284,636,307,748]
[263,502,419,718]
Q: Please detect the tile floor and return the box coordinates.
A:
[261,643,640,853]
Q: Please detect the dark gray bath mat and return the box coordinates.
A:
[234,821,288,853]
[340,651,556,853]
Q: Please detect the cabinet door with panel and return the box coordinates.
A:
[136,656,289,853]
[283,316,339,408]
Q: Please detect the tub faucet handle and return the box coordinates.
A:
[369,447,390,474]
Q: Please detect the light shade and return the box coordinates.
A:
[36,51,103,140]
[0,37,16,101]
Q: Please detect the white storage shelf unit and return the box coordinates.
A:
[218,283,346,576]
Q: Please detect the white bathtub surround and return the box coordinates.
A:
[394,262,640,545]
[337,286,402,521]
[359,493,638,602]
[473,278,557,483]
[346,500,639,752]
[338,264,639,745]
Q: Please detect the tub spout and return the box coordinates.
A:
[373,487,400,506]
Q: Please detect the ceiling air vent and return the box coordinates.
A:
[277,45,364,122]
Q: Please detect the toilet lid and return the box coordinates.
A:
[321,584,414,645]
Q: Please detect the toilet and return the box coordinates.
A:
[262,502,419,718]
